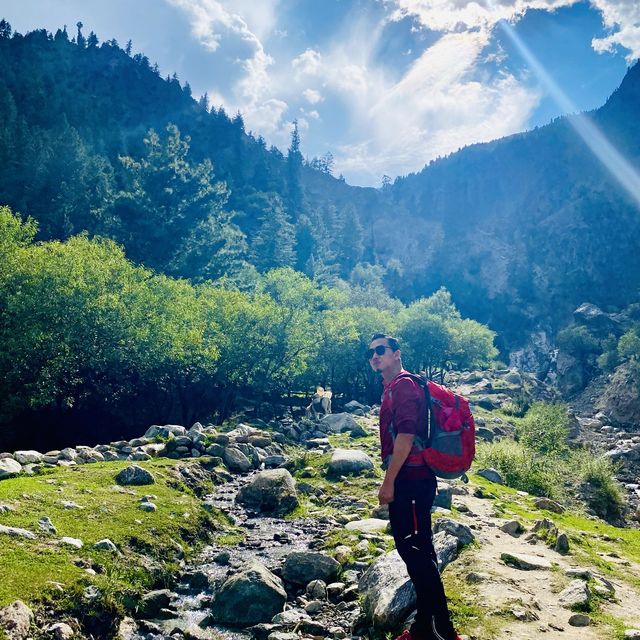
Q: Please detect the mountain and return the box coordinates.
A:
[1,19,639,354]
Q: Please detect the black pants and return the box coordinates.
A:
[388,478,455,640]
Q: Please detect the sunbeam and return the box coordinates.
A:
[496,18,640,209]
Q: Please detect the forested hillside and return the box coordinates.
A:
[1,18,639,352]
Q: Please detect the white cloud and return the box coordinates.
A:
[334,30,540,185]
[388,0,579,32]
[590,0,640,61]
[302,89,323,104]
[292,49,323,77]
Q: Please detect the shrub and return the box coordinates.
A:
[557,325,600,358]
[475,440,559,498]
[573,453,625,522]
[516,403,570,458]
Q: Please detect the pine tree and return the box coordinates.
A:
[286,120,305,222]
[251,194,296,271]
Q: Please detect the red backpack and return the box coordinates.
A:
[390,373,475,480]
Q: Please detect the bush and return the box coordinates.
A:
[475,440,559,498]
[516,403,570,458]
[557,325,600,358]
[572,453,625,522]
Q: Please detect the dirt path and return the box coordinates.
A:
[451,491,640,639]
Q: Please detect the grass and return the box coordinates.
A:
[0,458,224,608]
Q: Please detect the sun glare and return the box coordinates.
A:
[497,18,640,209]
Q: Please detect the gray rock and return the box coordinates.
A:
[144,424,187,439]
[306,580,327,600]
[271,609,310,625]
[305,600,324,614]
[13,451,43,465]
[559,580,590,608]
[0,458,22,479]
[140,589,172,617]
[115,465,155,486]
[0,525,37,540]
[500,520,524,536]
[500,552,552,570]
[433,482,453,510]
[211,560,286,626]
[358,550,415,631]
[223,446,252,473]
[534,497,565,513]
[327,449,374,478]
[60,536,83,549]
[568,614,591,627]
[320,413,359,434]
[236,469,299,515]
[432,518,475,547]
[344,400,366,413]
[555,532,570,554]
[47,623,74,640]
[94,538,118,553]
[624,630,640,638]
[433,531,459,569]
[139,501,157,512]
[345,518,389,533]
[477,468,503,484]
[282,552,340,585]
[37,516,57,535]
[0,601,34,640]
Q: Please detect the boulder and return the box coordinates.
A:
[0,525,36,540]
[534,497,565,513]
[144,424,187,439]
[140,589,172,617]
[320,413,359,434]
[211,561,286,626]
[0,601,34,640]
[433,482,453,509]
[344,400,366,414]
[13,451,43,465]
[282,552,340,585]
[477,468,503,484]
[223,446,252,473]
[559,580,590,608]
[326,449,374,478]
[0,459,22,479]
[114,465,155,486]
[358,550,415,630]
[236,469,299,515]
[433,531,459,569]
[432,518,475,548]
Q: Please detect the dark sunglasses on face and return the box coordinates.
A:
[366,345,392,359]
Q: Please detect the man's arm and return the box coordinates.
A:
[378,433,414,505]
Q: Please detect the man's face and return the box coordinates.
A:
[368,338,399,374]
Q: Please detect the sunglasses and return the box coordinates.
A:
[366,345,392,359]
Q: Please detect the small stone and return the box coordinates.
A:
[534,497,565,513]
[568,614,591,627]
[60,537,83,549]
[624,630,640,638]
[94,538,118,553]
[500,520,524,536]
[47,622,75,640]
[555,532,570,554]
[139,501,157,512]
[37,516,57,535]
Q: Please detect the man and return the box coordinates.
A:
[368,333,461,640]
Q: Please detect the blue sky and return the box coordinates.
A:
[3,0,638,186]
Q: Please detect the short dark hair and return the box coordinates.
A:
[370,333,400,351]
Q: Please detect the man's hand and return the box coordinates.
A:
[378,478,395,505]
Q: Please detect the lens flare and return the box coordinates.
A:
[496,18,640,208]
